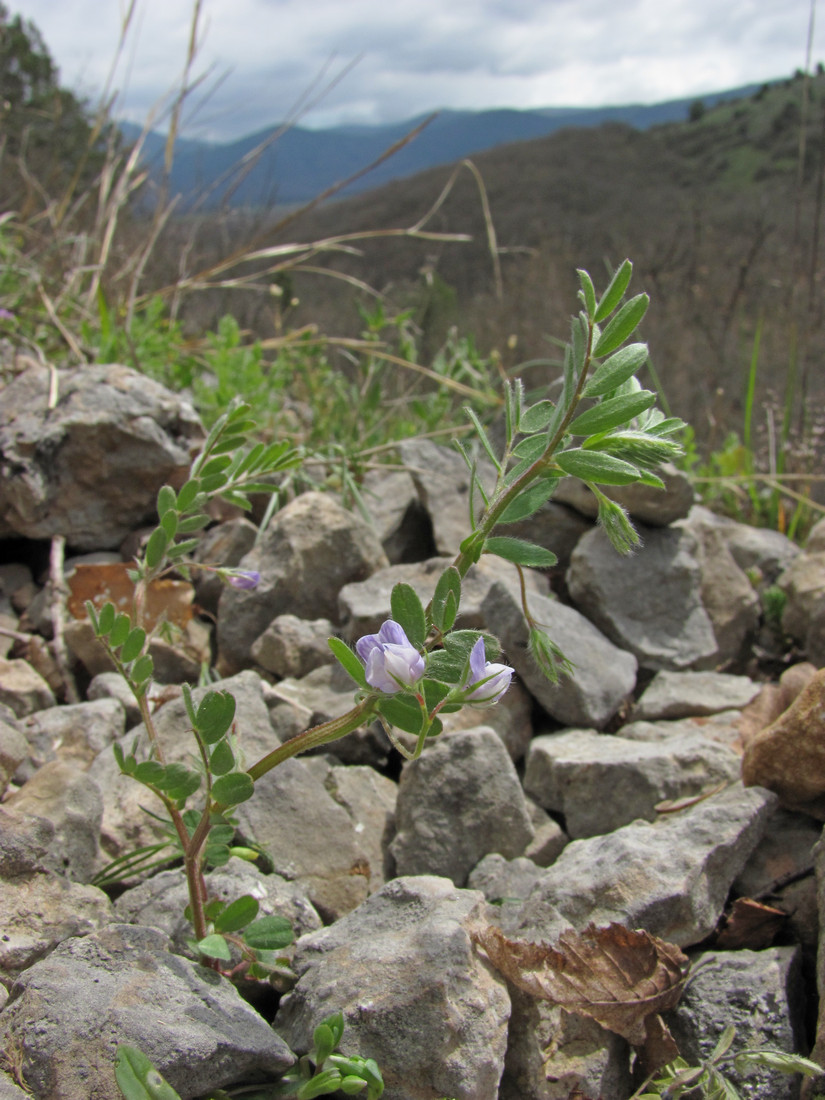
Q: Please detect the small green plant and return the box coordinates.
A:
[630,1024,822,1098]
[114,1012,384,1099]
[89,260,685,1093]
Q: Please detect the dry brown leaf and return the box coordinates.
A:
[473,922,689,1047]
[715,897,786,950]
[67,562,194,632]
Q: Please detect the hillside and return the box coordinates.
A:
[123,84,758,207]
[226,70,823,453]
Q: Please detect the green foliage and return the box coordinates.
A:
[630,1024,822,1098]
[115,1045,181,1100]
[272,1012,384,1100]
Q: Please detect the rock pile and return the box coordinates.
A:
[1,361,825,1099]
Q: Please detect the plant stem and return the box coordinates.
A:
[246,699,378,781]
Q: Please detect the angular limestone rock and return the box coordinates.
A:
[0,924,294,1100]
[390,727,534,886]
[275,876,510,1100]
[0,363,202,548]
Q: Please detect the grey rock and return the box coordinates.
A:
[302,756,397,894]
[683,505,801,584]
[483,581,637,728]
[0,363,203,548]
[275,876,510,1100]
[193,517,258,615]
[0,716,27,796]
[217,491,388,673]
[251,614,336,678]
[360,465,435,563]
[619,710,744,751]
[0,1071,31,1100]
[554,462,694,525]
[233,755,376,920]
[0,923,294,1100]
[524,727,741,837]
[778,550,825,667]
[632,669,761,720]
[0,657,55,717]
[468,853,547,906]
[567,524,718,670]
[17,696,125,774]
[523,797,569,867]
[681,510,761,667]
[668,947,807,1100]
[4,760,103,882]
[0,806,112,982]
[389,728,534,887]
[397,437,497,556]
[114,864,322,953]
[500,990,631,1100]
[513,784,777,946]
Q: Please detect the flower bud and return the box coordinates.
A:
[355,620,425,694]
[227,569,261,590]
[461,637,513,706]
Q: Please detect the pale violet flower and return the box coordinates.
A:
[227,569,261,590]
[462,637,513,706]
[356,620,425,694]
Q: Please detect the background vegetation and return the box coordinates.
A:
[1,2,823,537]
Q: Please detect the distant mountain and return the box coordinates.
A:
[120,83,762,207]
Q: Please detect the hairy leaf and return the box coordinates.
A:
[115,1045,181,1100]
[484,536,557,569]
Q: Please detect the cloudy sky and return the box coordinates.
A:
[8,0,823,141]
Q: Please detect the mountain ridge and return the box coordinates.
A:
[121,82,762,206]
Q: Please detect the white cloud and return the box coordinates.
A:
[7,0,822,139]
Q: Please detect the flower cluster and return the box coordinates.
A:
[355,620,425,693]
[354,620,513,707]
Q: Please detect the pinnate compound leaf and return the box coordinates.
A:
[583,343,649,398]
[593,293,649,358]
[484,536,557,569]
[567,390,656,438]
[109,612,132,648]
[115,1045,182,1100]
[121,627,146,664]
[378,694,425,735]
[431,566,461,632]
[97,601,116,637]
[497,478,558,524]
[555,448,640,485]
[195,690,236,743]
[734,1050,823,1077]
[144,526,170,571]
[211,771,254,806]
[473,922,688,1047]
[131,654,154,685]
[243,914,294,951]
[390,582,427,648]
[213,893,259,933]
[519,400,556,434]
[578,268,597,316]
[196,933,232,961]
[209,739,235,775]
[594,258,633,323]
[328,637,368,688]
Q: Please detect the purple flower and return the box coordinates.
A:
[0,308,14,321]
[355,620,425,694]
[462,637,513,706]
[227,569,261,590]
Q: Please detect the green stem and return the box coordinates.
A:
[246,698,378,781]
